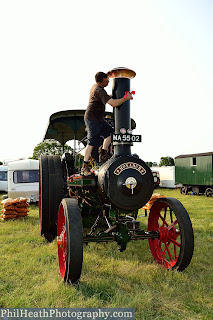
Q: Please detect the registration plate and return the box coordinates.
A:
[112,134,142,142]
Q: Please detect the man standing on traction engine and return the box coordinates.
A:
[81,71,133,176]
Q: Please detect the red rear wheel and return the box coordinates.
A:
[57,198,83,284]
[148,197,194,271]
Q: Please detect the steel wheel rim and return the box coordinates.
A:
[148,202,181,269]
[57,203,67,279]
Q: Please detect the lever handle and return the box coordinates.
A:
[123,91,135,99]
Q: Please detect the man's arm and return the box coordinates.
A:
[107,92,133,108]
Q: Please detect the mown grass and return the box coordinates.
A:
[0,189,213,319]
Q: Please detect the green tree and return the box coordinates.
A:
[0,161,3,165]
[159,156,174,167]
[146,162,153,167]
[146,162,158,167]
[30,139,72,160]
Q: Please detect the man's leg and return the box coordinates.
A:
[81,145,95,175]
[84,145,94,162]
[103,136,111,150]
[81,119,98,175]
[99,136,112,163]
[99,120,114,163]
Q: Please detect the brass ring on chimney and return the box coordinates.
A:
[107,67,136,79]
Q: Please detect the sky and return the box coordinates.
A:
[0,0,213,164]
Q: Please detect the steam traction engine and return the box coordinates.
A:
[39,68,194,284]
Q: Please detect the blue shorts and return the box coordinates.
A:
[84,118,114,146]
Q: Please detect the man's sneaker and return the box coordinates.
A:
[81,162,91,176]
[99,148,111,163]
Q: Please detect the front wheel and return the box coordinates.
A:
[148,197,194,271]
[57,198,83,284]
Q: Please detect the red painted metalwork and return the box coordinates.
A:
[148,201,181,269]
[57,203,67,279]
[123,91,135,99]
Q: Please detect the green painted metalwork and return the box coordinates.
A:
[83,229,159,245]
[68,176,96,187]
[84,233,115,243]
[43,109,136,146]
[109,208,136,221]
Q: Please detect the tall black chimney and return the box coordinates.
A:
[107,67,136,157]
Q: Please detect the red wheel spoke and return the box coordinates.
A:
[165,243,173,261]
[169,208,173,223]
[156,242,163,257]
[173,243,178,259]
[163,207,167,224]
[167,219,178,230]
[162,245,167,258]
[159,213,164,223]
[162,243,172,260]
[169,237,181,248]
[159,208,169,227]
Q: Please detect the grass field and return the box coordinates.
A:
[0,189,213,320]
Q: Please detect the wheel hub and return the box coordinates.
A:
[159,225,176,243]
[159,226,169,243]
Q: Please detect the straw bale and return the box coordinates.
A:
[142,194,166,210]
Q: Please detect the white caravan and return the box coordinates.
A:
[0,165,8,192]
[151,166,182,189]
[7,159,39,202]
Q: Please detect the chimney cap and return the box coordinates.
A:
[107,67,136,79]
